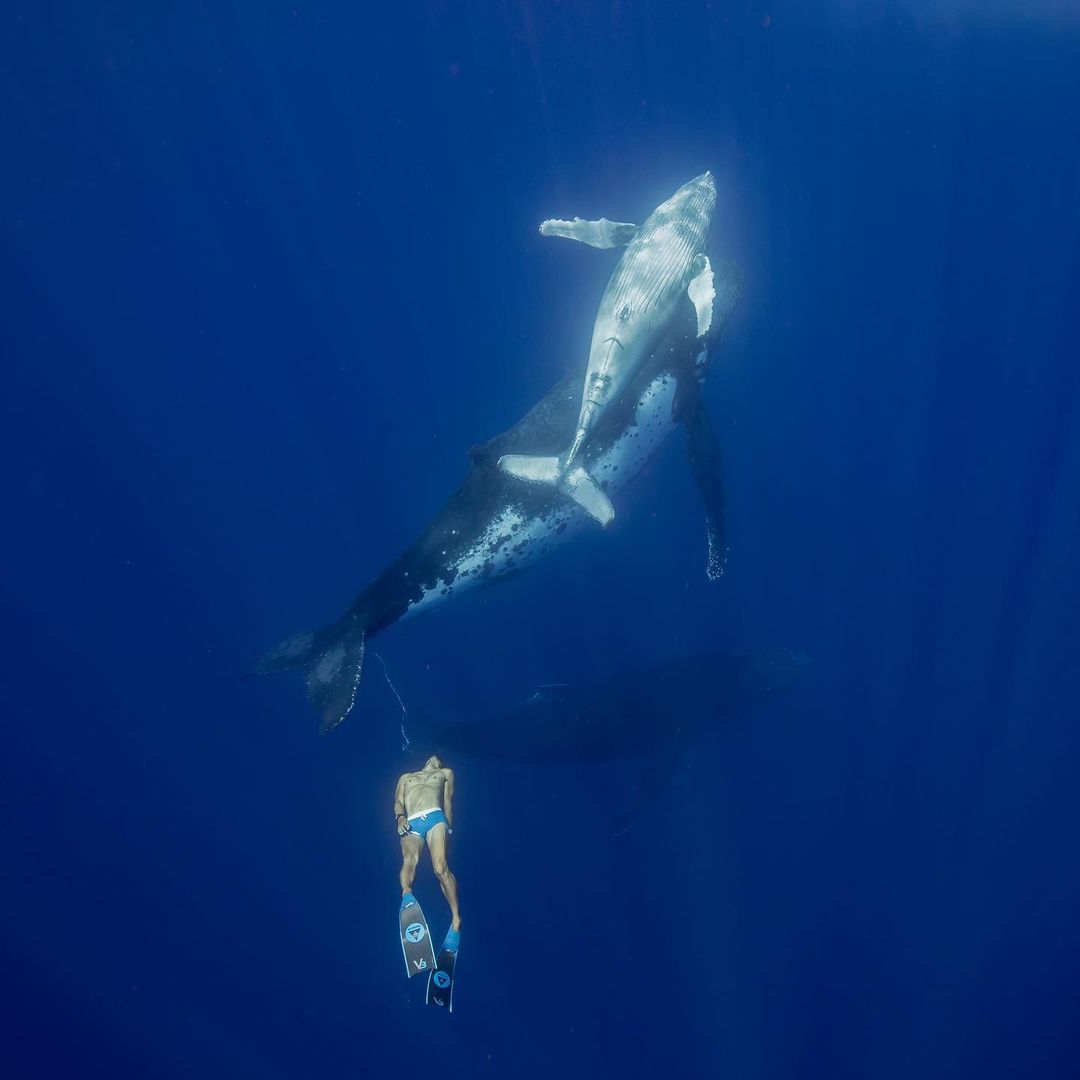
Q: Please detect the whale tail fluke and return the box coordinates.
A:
[498,454,614,526]
[251,619,367,734]
[498,453,561,485]
[563,467,615,525]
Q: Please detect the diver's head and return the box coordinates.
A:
[424,754,443,771]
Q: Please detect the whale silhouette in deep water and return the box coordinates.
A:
[413,649,808,834]
[253,257,741,734]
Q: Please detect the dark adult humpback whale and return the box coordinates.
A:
[413,649,808,833]
[253,259,741,734]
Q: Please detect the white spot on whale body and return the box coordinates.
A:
[453,507,524,575]
[403,506,576,621]
[591,374,678,494]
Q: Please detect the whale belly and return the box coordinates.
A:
[401,372,682,624]
[588,372,680,498]
[585,234,696,410]
[401,504,583,622]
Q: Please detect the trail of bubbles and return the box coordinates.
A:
[375,652,411,752]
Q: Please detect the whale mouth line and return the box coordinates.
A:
[601,336,624,351]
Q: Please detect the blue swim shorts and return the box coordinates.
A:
[405,808,448,842]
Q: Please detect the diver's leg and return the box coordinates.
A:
[399,833,422,895]
[426,823,461,931]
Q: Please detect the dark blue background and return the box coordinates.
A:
[3,2,1079,1077]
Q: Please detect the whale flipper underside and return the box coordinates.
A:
[539,216,639,249]
[252,620,366,734]
[688,253,716,337]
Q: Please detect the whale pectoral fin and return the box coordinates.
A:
[563,467,615,526]
[687,253,716,337]
[539,217,638,249]
[678,374,727,580]
[608,746,687,837]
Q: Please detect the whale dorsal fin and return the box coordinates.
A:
[511,683,576,713]
[687,253,715,337]
[532,684,573,701]
[539,217,638,249]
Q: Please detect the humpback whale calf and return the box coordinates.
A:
[499,172,718,525]
[254,213,740,734]
[413,649,808,833]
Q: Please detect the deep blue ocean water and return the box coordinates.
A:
[3,3,1079,1077]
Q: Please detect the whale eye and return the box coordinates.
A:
[617,302,633,324]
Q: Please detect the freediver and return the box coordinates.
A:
[394,755,462,935]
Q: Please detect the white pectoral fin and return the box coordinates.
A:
[563,467,614,526]
[538,217,638,249]
[498,454,562,484]
[688,253,715,338]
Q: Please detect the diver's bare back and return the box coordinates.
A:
[400,767,450,815]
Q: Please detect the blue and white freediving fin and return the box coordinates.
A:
[426,927,460,1012]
